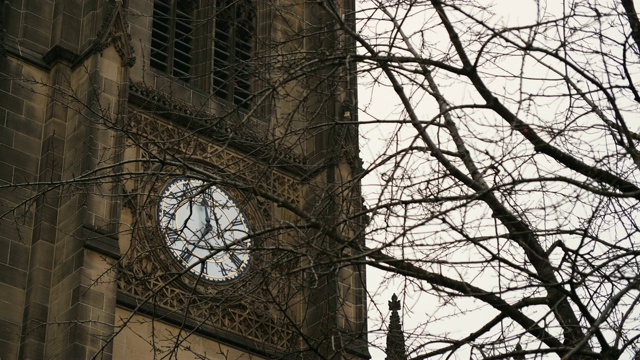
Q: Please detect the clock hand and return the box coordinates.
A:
[180,199,218,264]
[200,198,213,237]
[201,198,210,224]
[181,229,210,262]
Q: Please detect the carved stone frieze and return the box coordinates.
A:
[117,191,299,350]
[117,266,298,350]
[125,111,304,208]
[127,81,308,175]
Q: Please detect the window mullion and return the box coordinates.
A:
[214,0,232,101]
[151,0,172,72]
[167,0,178,76]
[229,5,237,104]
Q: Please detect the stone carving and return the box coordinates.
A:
[118,111,305,349]
[118,266,297,349]
[118,197,299,349]
[95,0,136,66]
[127,81,307,171]
[125,111,303,207]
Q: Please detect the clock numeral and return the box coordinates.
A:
[180,248,193,263]
[162,208,175,220]
[183,180,200,196]
[219,264,228,276]
[182,180,194,191]
[230,253,243,268]
[231,218,244,227]
[166,228,180,244]
[201,261,208,274]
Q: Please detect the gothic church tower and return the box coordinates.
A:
[0,0,368,358]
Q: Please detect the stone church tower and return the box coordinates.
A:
[0,0,368,358]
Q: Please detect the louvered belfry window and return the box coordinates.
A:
[150,0,255,108]
[214,0,254,108]
[151,0,195,81]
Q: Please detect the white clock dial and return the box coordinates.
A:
[157,178,251,282]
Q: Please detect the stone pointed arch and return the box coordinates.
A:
[95,0,136,67]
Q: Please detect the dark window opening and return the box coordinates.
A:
[151,0,195,81]
[150,0,255,109]
[214,0,254,109]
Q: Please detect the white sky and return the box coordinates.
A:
[359,0,640,359]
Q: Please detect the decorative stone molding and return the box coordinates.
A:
[127,81,308,176]
[124,110,305,208]
[117,269,298,350]
[94,0,136,66]
[43,0,135,68]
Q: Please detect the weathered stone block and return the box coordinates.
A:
[0,144,39,175]
[13,166,38,184]
[0,162,13,182]
[24,101,44,124]
[19,340,45,360]
[0,56,24,78]
[60,16,82,49]
[72,284,105,310]
[0,298,25,329]
[13,131,41,156]
[26,270,53,297]
[11,84,43,109]
[43,119,67,140]
[0,108,6,126]
[8,240,29,271]
[22,24,51,50]
[34,221,57,244]
[24,0,53,22]
[0,281,25,308]
[62,342,89,360]
[52,257,77,285]
[0,263,27,289]
[6,111,42,139]
[0,90,25,115]
[0,126,15,147]
[23,11,52,35]
[30,241,55,270]
[81,15,98,48]
[65,0,84,20]
[0,338,19,360]
[23,302,48,331]
[0,237,10,264]
[3,6,23,39]
[83,0,98,17]
[0,77,11,94]
[39,204,60,227]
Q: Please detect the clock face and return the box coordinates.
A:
[157,178,251,282]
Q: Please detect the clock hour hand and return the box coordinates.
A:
[199,198,213,239]
[183,228,209,262]
[201,198,210,223]
[183,200,217,264]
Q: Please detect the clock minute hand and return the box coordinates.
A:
[201,198,210,223]
[200,198,213,238]
[183,200,214,264]
[182,205,211,262]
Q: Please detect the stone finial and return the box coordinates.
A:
[385,293,407,360]
[389,293,401,311]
